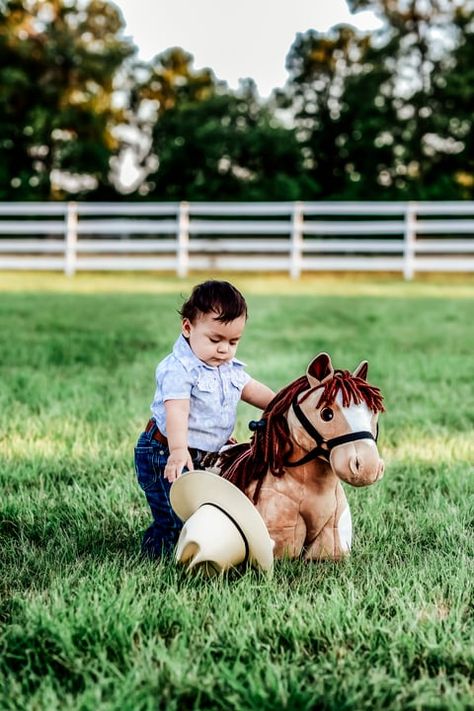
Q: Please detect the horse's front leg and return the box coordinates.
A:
[303,487,352,561]
[247,483,307,559]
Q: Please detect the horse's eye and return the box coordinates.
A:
[321,407,334,422]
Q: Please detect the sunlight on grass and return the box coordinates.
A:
[383,433,474,464]
[1,432,473,467]
[1,270,473,298]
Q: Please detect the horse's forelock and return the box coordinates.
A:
[316,369,385,413]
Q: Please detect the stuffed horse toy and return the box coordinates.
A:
[216,352,385,561]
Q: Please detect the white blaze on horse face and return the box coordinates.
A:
[336,392,376,446]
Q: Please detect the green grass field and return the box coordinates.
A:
[0,272,473,710]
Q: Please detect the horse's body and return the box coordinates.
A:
[218,353,385,560]
[245,453,353,560]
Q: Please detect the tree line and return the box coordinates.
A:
[0,0,473,201]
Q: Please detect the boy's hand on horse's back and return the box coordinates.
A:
[164,448,193,482]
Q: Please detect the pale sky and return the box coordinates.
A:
[115,0,383,98]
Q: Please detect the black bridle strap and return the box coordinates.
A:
[291,399,325,447]
[285,398,376,468]
[326,430,375,450]
[284,447,327,467]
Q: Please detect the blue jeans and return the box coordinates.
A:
[134,425,207,558]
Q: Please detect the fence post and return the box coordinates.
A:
[177,201,189,278]
[65,201,78,277]
[403,202,417,280]
[290,201,304,279]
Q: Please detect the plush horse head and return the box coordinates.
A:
[218,353,385,560]
[286,353,384,487]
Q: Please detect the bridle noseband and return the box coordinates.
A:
[284,396,378,468]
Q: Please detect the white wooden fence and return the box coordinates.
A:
[0,201,473,279]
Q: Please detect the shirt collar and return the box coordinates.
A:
[172,334,246,371]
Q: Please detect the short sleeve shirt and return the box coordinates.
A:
[150,335,251,452]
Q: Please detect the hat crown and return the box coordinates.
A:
[175,504,247,574]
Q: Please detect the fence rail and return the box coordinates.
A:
[0,201,473,279]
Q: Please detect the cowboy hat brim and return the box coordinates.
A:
[170,470,274,572]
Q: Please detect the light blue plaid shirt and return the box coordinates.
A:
[150,335,251,452]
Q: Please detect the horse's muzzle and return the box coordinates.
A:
[331,440,384,486]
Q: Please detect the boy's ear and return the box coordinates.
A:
[181,318,191,337]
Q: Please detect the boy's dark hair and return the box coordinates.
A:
[179,280,248,323]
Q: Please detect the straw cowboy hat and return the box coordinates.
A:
[170,470,274,575]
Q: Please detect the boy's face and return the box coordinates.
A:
[182,312,246,367]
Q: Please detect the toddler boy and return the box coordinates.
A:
[134,280,275,558]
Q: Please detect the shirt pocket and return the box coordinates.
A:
[227,369,248,409]
[230,369,249,393]
[195,372,218,394]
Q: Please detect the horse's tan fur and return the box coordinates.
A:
[246,461,351,560]
[216,353,385,561]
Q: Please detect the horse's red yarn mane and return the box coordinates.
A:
[220,369,384,501]
[312,369,385,412]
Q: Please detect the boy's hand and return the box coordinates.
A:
[164,447,193,482]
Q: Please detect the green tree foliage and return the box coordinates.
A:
[0,0,473,201]
[283,0,474,199]
[125,46,220,191]
[283,25,385,198]
[429,4,474,198]
[0,0,134,200]
[358,0,474,199]
[136,46,218,119]
[141,76,315,200]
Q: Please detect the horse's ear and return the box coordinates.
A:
[353,360,369,380]
[306,352,334,387]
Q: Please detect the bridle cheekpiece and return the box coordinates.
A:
[284,394,378,468]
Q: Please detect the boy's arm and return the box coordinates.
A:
[241,379,275,410]
[164,399,193,482]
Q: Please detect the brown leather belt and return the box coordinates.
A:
[145,418,168,446]
[145,419,211,463]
